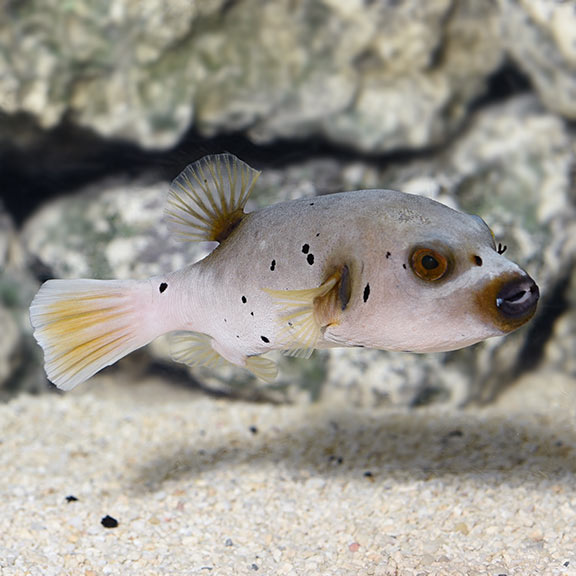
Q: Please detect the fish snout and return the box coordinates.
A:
[496,275,539,320]
[477,271,539,333]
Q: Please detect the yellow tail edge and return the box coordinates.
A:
[30,279,154,390]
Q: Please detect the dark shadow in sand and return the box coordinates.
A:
[131,406,576,492]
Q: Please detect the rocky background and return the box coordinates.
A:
[1,0,575,406]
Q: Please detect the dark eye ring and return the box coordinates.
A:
[410,247,450,282]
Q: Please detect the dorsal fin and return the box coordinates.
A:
[165,153,261,243]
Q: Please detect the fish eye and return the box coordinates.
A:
[410,246,450,282]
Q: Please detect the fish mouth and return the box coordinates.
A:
[477,272,540,333]
[496,276,540,319]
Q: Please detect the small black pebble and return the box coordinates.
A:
[65,495,78,502]
[363,471,373,478]
[251,564,259,571]
[447,429,463,438]
[225,538,234,547]
[249,425,259,435]
[101,515,119,528]
[159,282,168,293]
[386,251,391,259]
[564,561,570,567]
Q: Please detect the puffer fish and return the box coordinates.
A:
[29,153,539,390]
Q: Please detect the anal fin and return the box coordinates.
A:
[246,356,278,383]
[169,332,278,383]
[170,332,227,370]
[165,153,260,243]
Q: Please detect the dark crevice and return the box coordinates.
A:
[0,61,535,228]
[469,60,533,114]
[0,117,439,226]
[514,270,572,378]
[1,116,169,225]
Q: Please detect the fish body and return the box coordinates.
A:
[30,154,539,390]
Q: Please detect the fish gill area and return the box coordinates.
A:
[0,0,575,407]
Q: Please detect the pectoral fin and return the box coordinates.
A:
[165,153,260,243]
[264,268,346,358]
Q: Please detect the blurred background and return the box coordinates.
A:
[0,0,575,405]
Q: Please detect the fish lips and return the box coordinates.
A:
[477,271,540,333]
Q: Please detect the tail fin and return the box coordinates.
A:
[30,279,158,390]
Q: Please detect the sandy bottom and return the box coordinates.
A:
[1,369,575,576]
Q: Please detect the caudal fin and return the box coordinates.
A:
[30,279,158,390]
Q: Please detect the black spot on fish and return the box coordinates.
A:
[386,252,391,259]
[309,202,315,206]
[363,283,370,303]
[302,244,310,254]
[260,335,270,343]
[241,295,247,304]
[473,255,483,267]
[250,311,254,317]
[307,253,315,265]
[236,335,240,339]
[403,263,407,270]
[316,232,320,237]
[270,259,276,271]
[159,282,168,293]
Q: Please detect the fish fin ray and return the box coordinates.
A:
[264,274,340,357]
[246,356,278,383]
[283,346,315,360]
[170,332,278,383]
[165,153,260,243]
[169,332,227,369]
[30,279,155,390]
